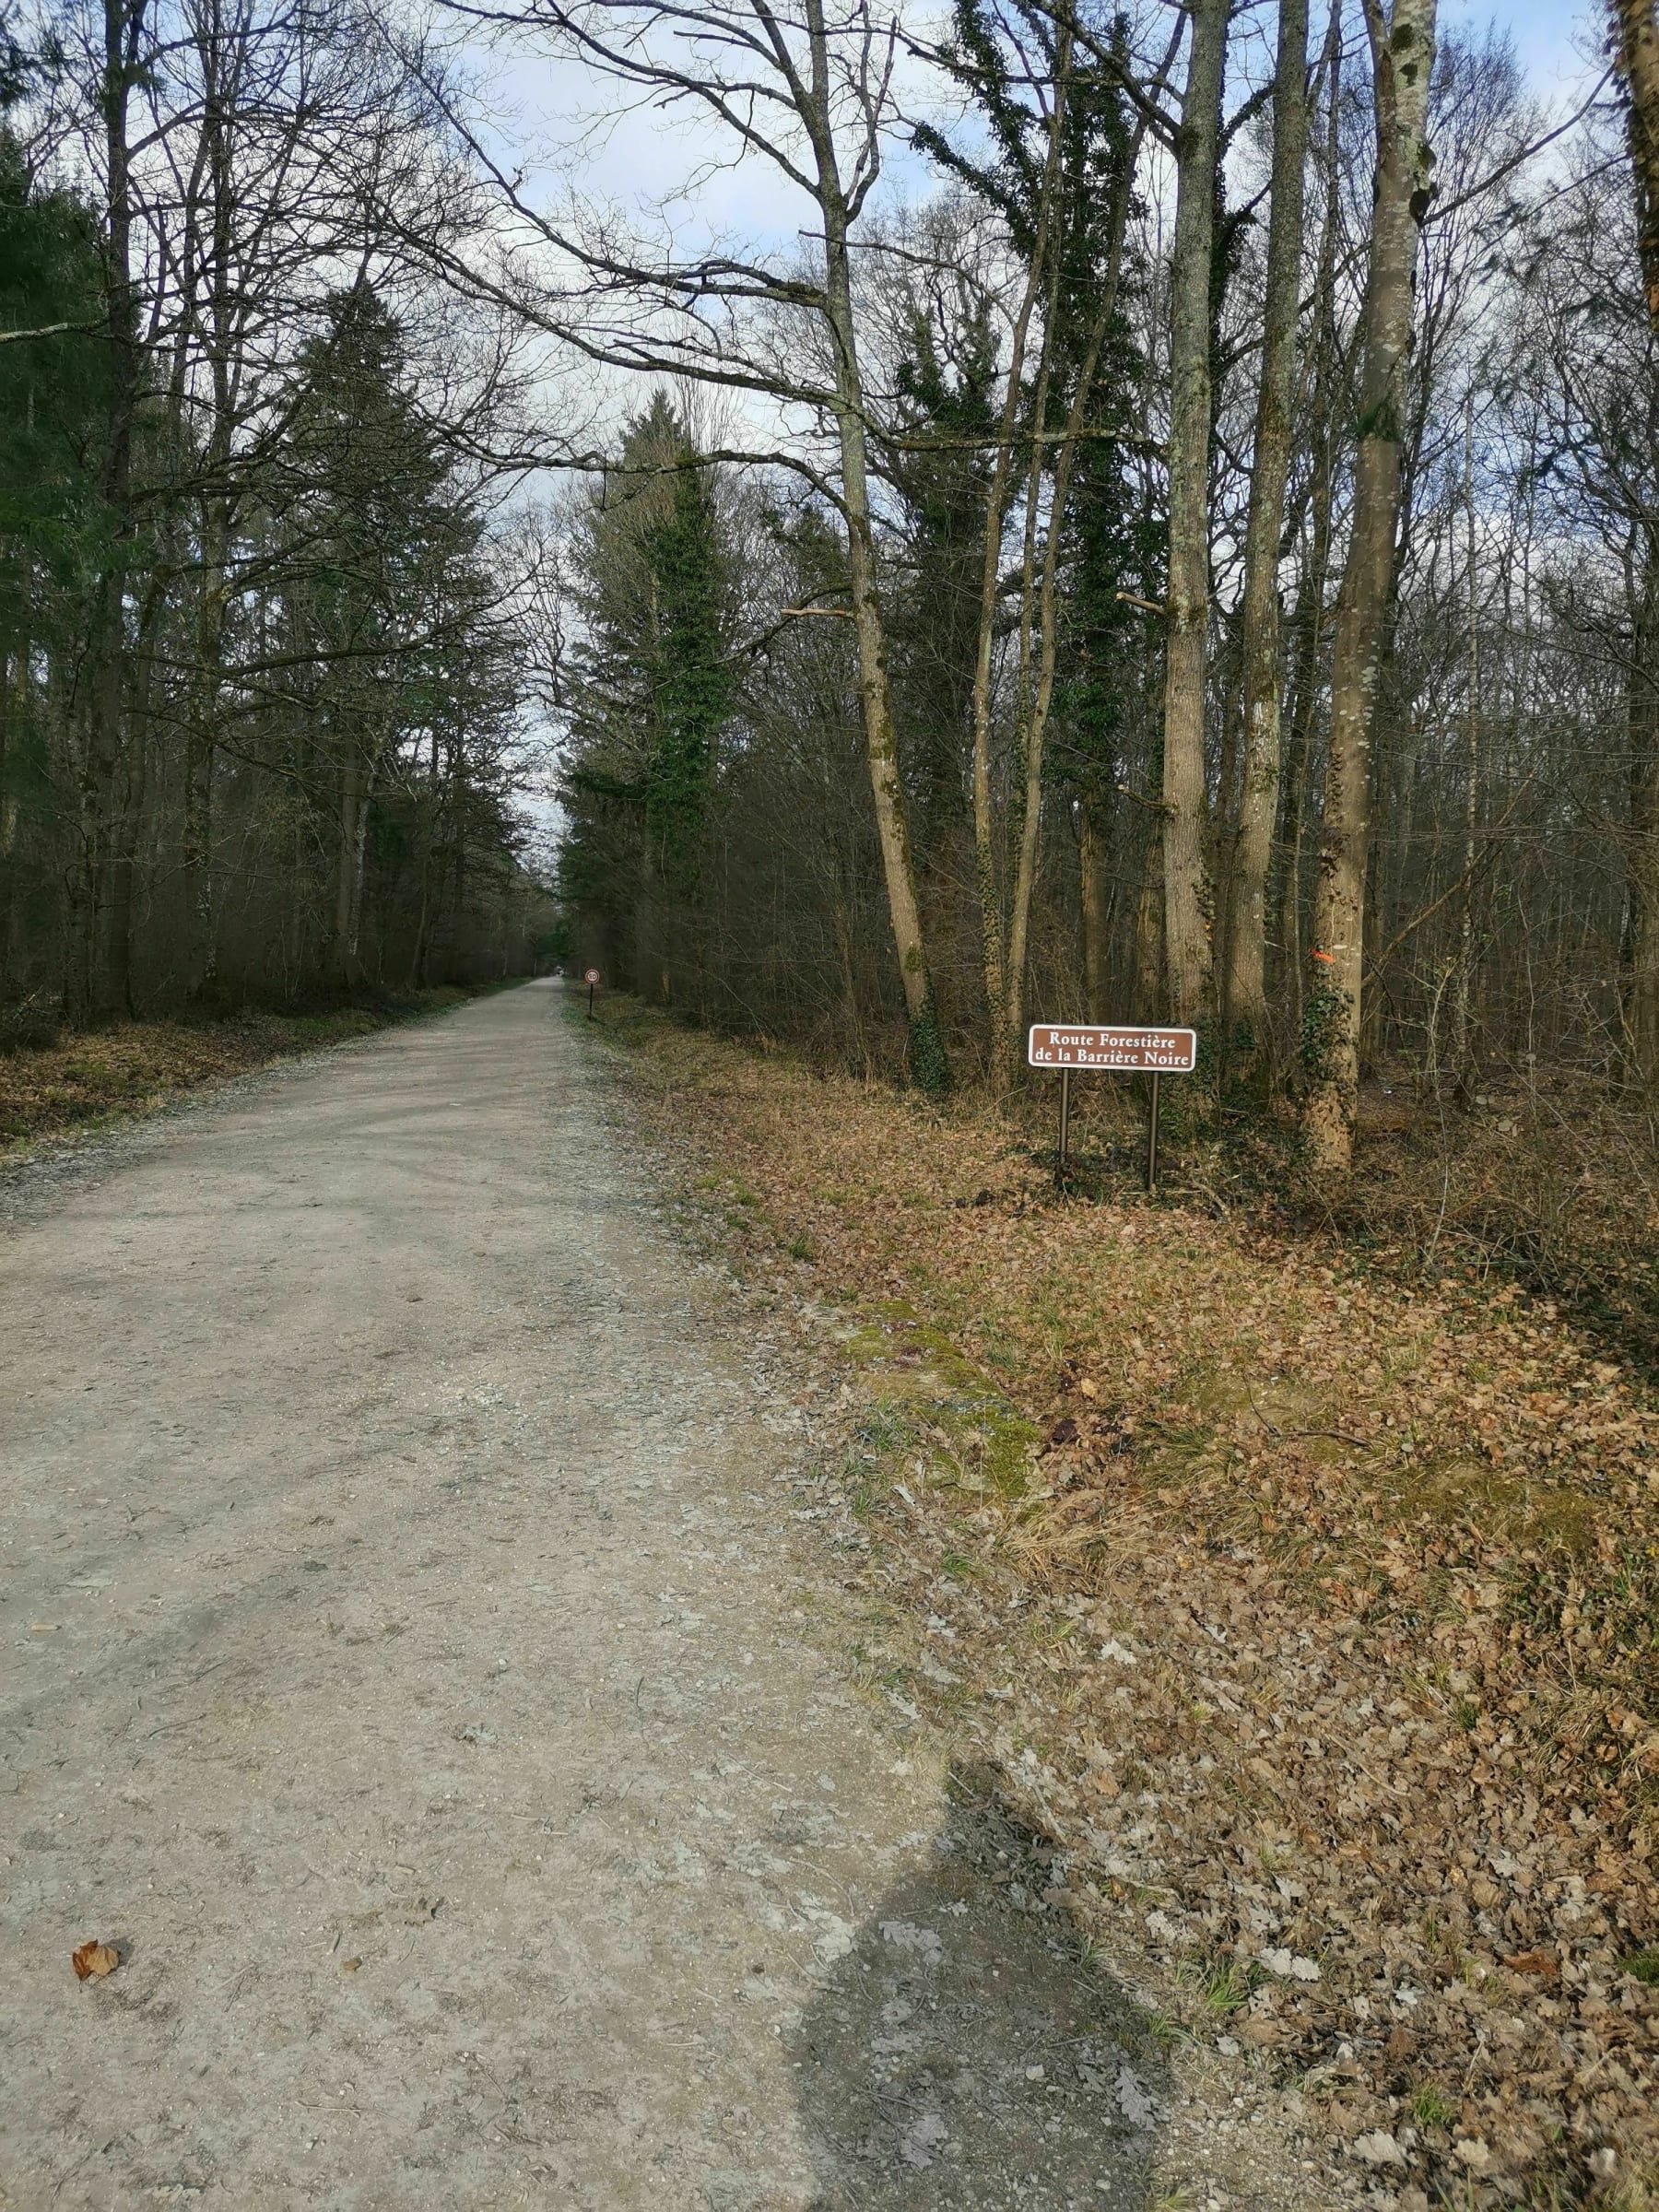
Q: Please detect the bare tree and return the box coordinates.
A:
[1221,0,1312,1061]
[1608,0,1659,1087]
[1159,0,1229,1025]
[407,0,954,1083]
[1302,0,1439,1174]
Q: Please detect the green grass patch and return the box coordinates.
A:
[1409,2084,1459,2132]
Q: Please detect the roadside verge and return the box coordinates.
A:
[0,985,510,1159]
[578,990,1659,2211]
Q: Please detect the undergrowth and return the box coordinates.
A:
[0,983,503,1154]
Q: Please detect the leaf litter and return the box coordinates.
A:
[589,998,1659,2209]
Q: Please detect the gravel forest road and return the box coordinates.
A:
[0,982,1314,2212]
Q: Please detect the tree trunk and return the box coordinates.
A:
[1302,0,1438,1175]
[1611,0,1659,322]
[190,1,249,997]
[108,592,162,1016]
[1159,0,1230,1023]
[182,672,218,990]
[1080,798,1112,1020]
[335,751,365,986]
[65,0,145,1026]
[0,647,17,997]
[1449,395,1480,1090]
[183,487,232,998]
[1274,18,1344,1051]
[968,27,1070,1053]
[812,31,947,1090]
[1277,594,1319,1038]
[1222,0,1312,1055]
[1623,547,1659,1088]
[1134,828,1163,1021]
[1607,0,1659,1092]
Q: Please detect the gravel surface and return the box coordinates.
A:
[1,981,1329,2209]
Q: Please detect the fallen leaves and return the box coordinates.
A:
[0,996,482,1154]
[594,1002,1659,2206]
[1352,2130,1406,2169]
[1500,1949,1557,1978]
[71,1940,119,1982]
[1259,1947,1321,1982]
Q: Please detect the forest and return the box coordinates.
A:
[531,0,1659,1184]
[3,0,1659,1179]
[6,3,1659,2194]
[0,0,551,1033]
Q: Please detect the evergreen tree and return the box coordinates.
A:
[883,283,1000,845]
[276,284,496,986]
[643,456,730,890]
[558,392,733,997]
[0,117,110,1006]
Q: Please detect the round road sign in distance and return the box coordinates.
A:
[584,968,601,986]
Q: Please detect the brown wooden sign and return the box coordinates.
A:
[1027,1024,1197,1073]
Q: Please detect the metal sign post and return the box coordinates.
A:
[584,967,601,1019]
[1027,1025,1197,1194]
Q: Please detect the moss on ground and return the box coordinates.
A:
[825,1297,1041,1502]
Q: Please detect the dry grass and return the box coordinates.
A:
[585,994,1659,2208]
[0,987,487,1156]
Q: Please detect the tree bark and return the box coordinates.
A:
[1159,0,1230,1023]
[107,583,164,1016]
[0,649,17,996]
[1302,0,1438,1175]
[1449,394,1480,1090]
[1611,0,1659,322]
[1080,798,1112,1020]
[183,11,238,999]
[335,751,364,986]
[1608,0,1659,1089]
[807,0,947,1089]
[65,0,145,1025]
[1275,10,1344,1049]
[969,27,1070,1053]
[1222,0,1312,1055]
[1134,830,1163,1020]
[1623,547,1659,1087]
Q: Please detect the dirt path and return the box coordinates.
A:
[1,983,1321,2211]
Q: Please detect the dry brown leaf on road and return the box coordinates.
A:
[71,1940,119,1982]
